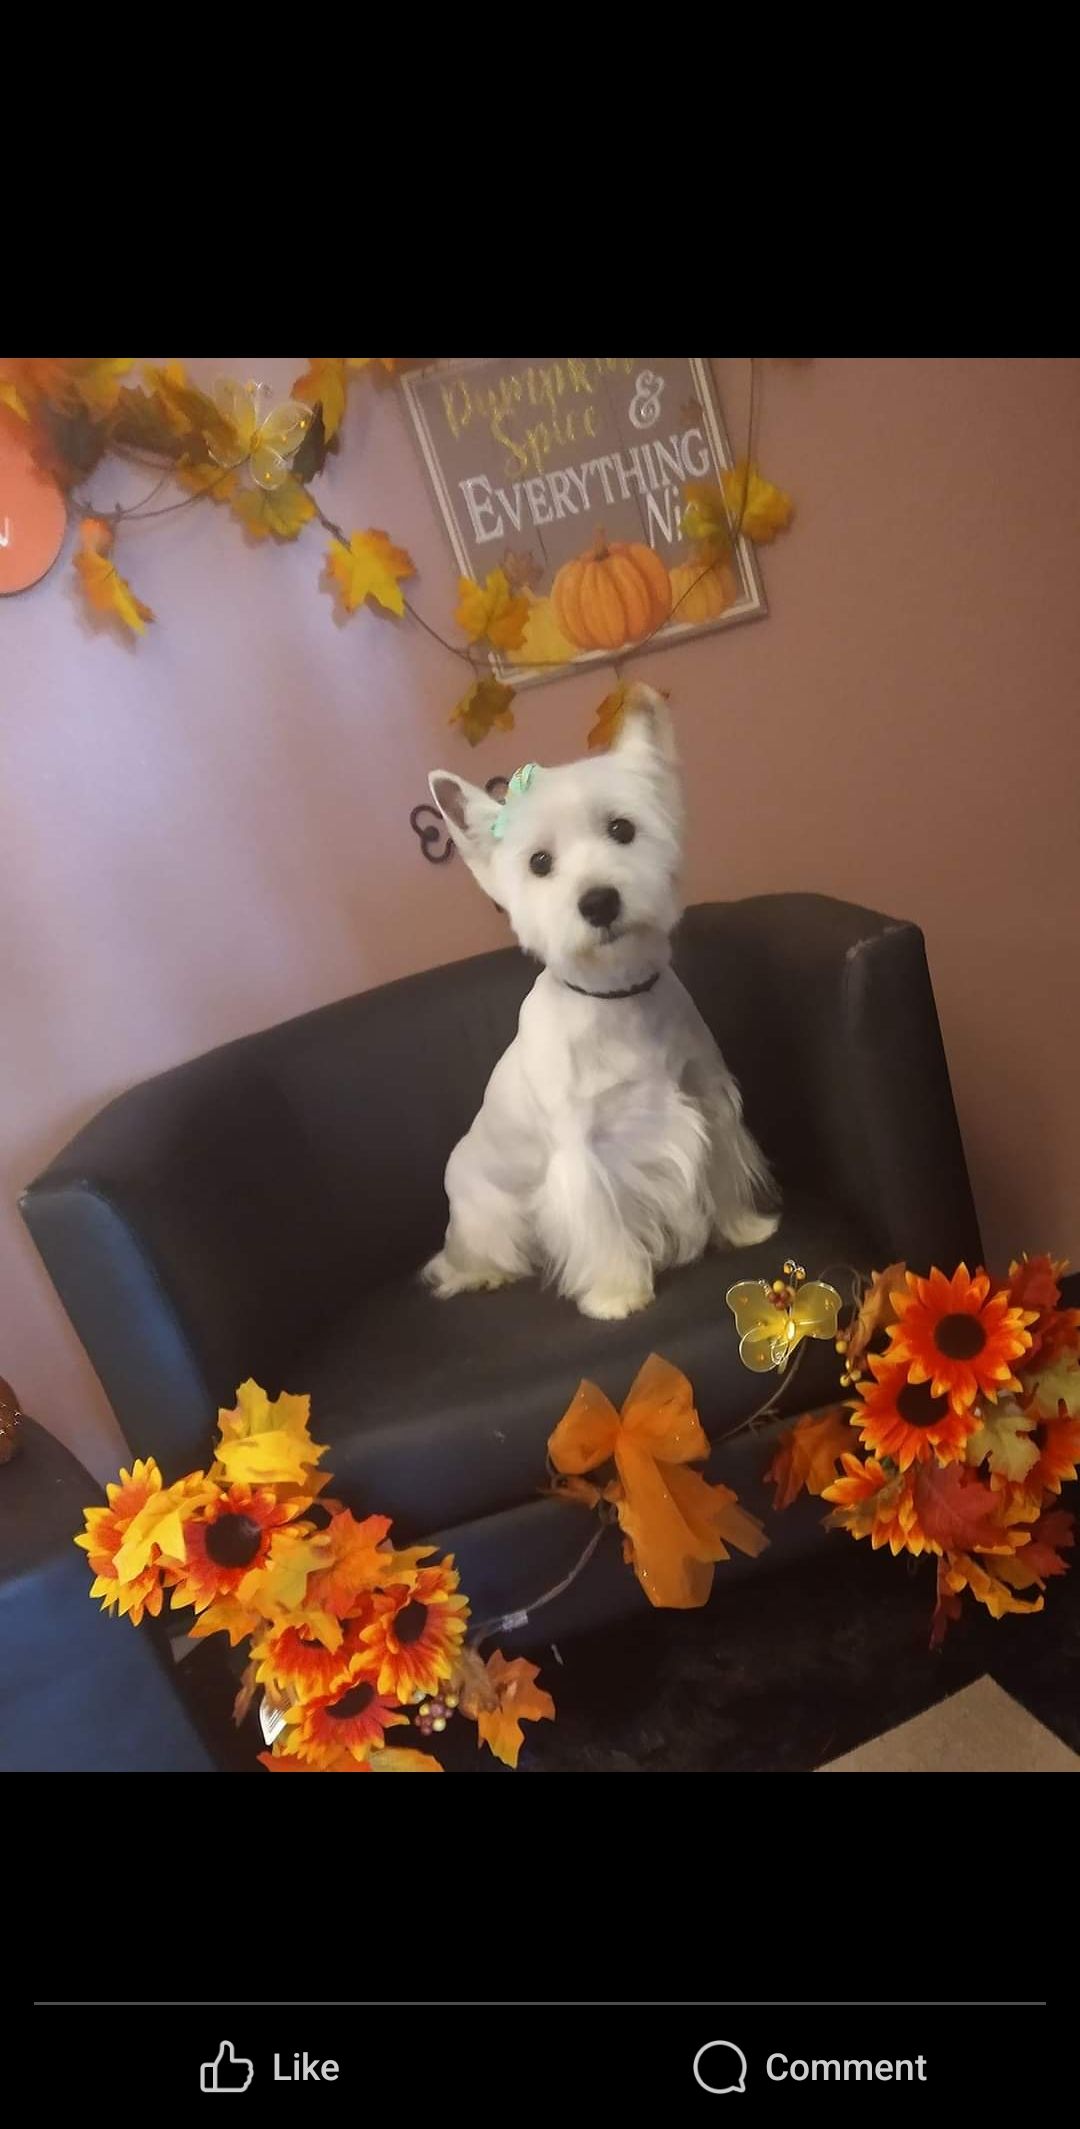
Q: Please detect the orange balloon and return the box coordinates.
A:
[0,419,67,593]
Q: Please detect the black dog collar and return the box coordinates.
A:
[561,972,661,1001]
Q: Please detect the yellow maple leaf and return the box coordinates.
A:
[368,1747,443,1771]
[965,1401,1040,1483]
[346,358,397,373]
[214,1380,326,1488]
[587,683,629,752]
[186,1594,266,1646]
[215,1431,324,1488]
[72,358,134,414]
[231,478,315,542]
[506,590,578,668]
[449,677,516,747]
[721,461,794,543]
[293,357,348,440]
[173,457,238,503]
[0,374,29,420]
[73,518,155,636]
[112,1472,214,1582]
[237,1531,330,1620]
[470,1651,555,1770]
[680,481,734,560]
[456,567,530,651]
[325,528,416,616]
[1026,1352,1080,1419]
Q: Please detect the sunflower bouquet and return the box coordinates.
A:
[766,1255,1079,1641]
[75,1380,554,1772]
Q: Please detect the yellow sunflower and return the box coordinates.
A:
[358,1560,469,1703]
[279,1673,407,1767]
[885,1263,1036,1413]
[167,1484,302,1614]
[854,1355,979,1470]
[76,1458,167,1624]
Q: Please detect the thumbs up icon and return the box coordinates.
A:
[200,2041,255,2093]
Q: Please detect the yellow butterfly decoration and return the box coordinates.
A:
[208,378,312,490]
[725,1267,843,1373]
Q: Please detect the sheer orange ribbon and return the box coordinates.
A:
[547,1353,767,1609]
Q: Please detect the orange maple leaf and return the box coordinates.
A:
[448,677,516,747]
[73,517,155,635]
[587,683,629,752]
[990,1508,1074,1590]
[843,1263,907,1376]
[911,1462,1015,1553]
[456,567,530,651]
[305,1510,392,1618]
[765,1407,855,1509]
[464,1650,555,1770]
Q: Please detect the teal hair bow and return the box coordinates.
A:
[490,761,538,839]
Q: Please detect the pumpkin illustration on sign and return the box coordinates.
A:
[552,531,671,652]
[669,556,739,625]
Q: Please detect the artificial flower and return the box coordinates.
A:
[854,1355,980,1470]
[885,1263,1036,1412]
[166,1484,302,1615]
[358,1561,469,1703]
[278,1670,408,1767]
[252,1614,370,1700]
[822,1455,933,1556]
[75,1458,188,1624]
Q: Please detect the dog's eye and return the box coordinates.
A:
[529,850,553,877]
[608,817,635,844]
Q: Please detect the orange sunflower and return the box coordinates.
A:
[1026,1412,1080,1497]
[885,1264,1036,1413]
[853,1354,979,1469]
[167,1484,302,1614]
[822,1455,936,1556]
[279,1672,407,1767]
[76,1458,167,1624]
[358,1560,469,1703]
[253,1612,374,1701]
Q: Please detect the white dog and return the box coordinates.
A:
[424,684,778,1320]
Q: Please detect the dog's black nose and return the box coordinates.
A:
[578,885,622,929]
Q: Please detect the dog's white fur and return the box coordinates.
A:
[424,685,778,1319]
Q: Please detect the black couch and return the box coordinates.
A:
[21,895,981,1653]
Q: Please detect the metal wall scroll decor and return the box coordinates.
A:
[410,776,509,863]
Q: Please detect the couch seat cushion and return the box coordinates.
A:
[294,1192,873,1537]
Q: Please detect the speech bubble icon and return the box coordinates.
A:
[693,2040,748,2095]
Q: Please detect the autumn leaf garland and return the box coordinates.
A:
[4,356,796,754]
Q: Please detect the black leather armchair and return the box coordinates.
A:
[21,896,981,1649]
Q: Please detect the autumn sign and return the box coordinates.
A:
[402,357,765,683]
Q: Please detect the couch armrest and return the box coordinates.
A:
[675,894,982,1273]
[20,1047,344,1473]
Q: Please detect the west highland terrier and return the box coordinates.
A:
[424,684,778,1320]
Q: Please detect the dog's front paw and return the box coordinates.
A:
[577,1280,654,1321]
[422,1252,516,1299]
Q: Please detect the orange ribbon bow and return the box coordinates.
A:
[547,1353,767,1609]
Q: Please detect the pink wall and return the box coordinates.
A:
[3,358,1079,1482]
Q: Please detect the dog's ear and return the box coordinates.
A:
[428,770,504,894]
[612,682,679,770]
